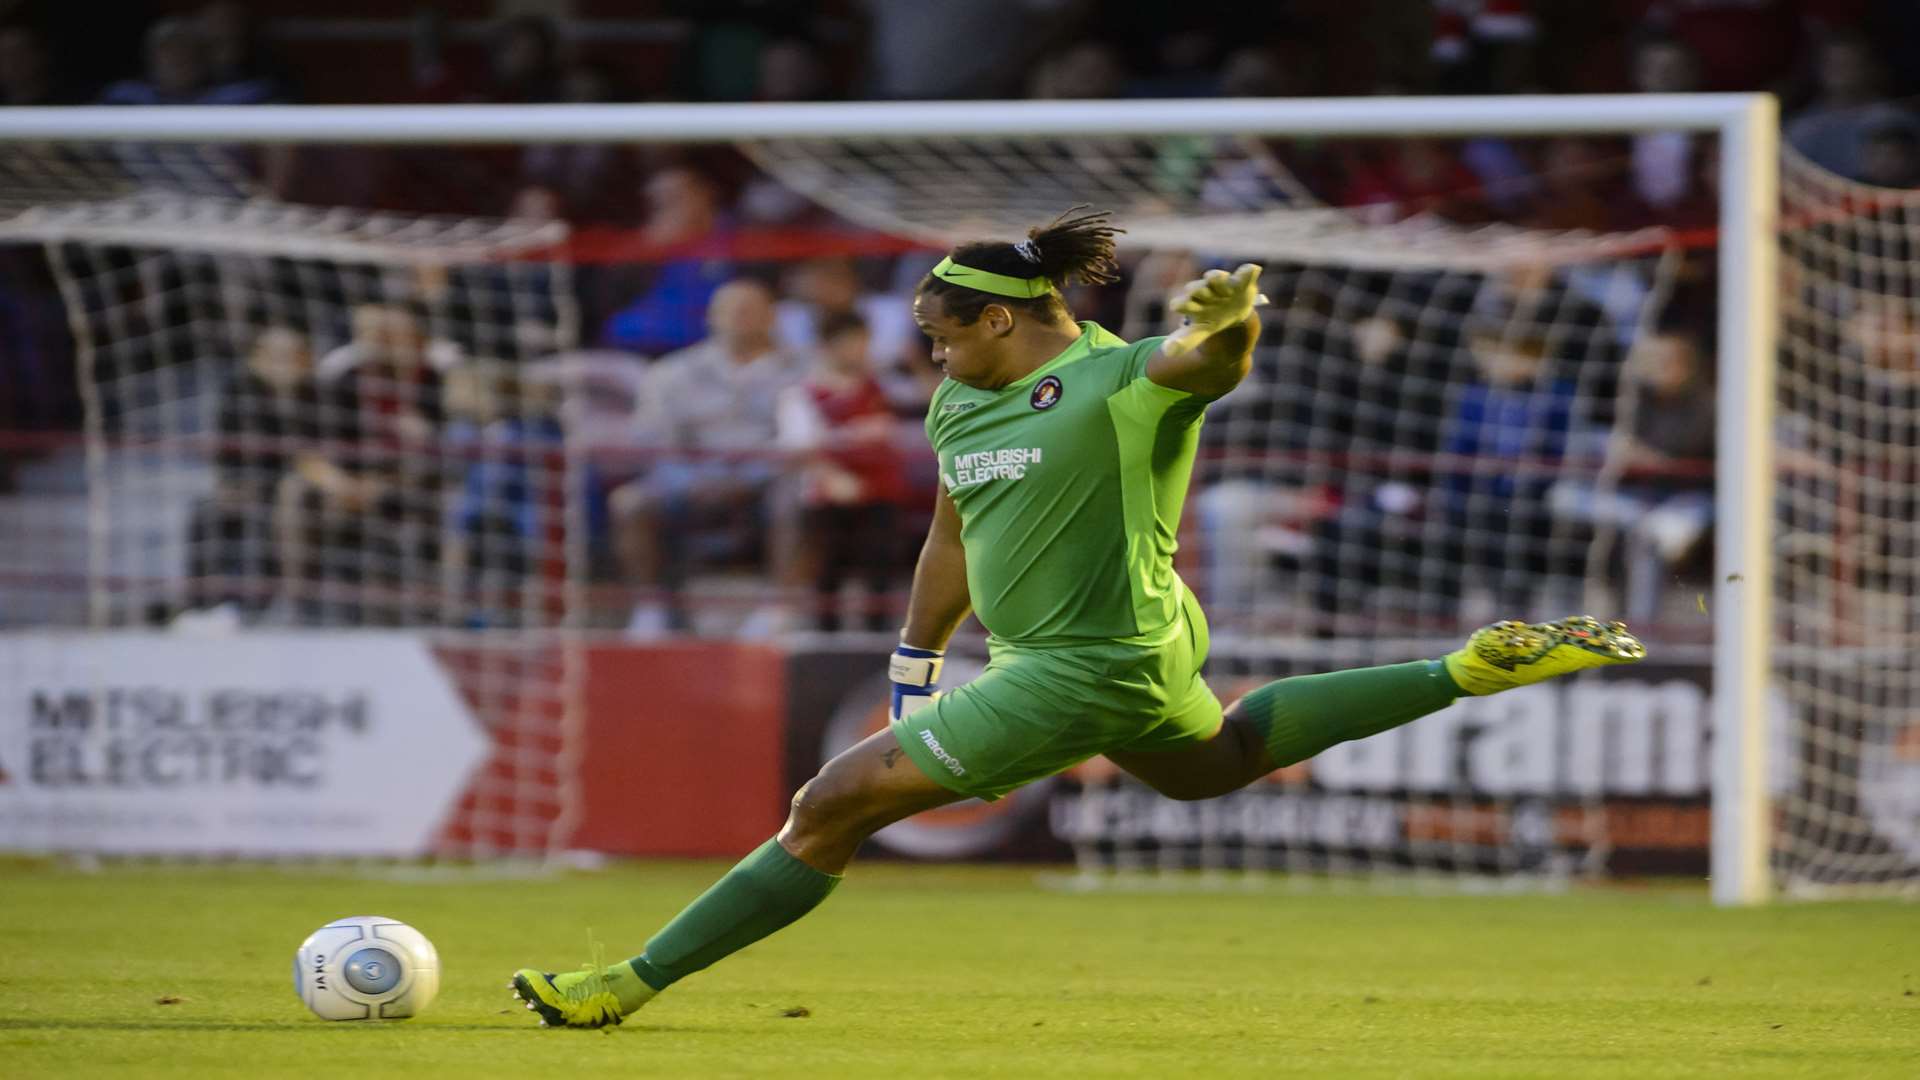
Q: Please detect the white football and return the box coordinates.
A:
[293,915,440,1021]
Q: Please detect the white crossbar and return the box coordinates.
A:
[0,95,1761,144]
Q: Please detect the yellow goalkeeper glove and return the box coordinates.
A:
[1162,262,1266,356]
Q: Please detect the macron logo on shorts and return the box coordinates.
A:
[918,729,966,776]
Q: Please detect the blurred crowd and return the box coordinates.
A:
[135,258,945,637]
[4,1,1918,637]
[7,1,1920,213]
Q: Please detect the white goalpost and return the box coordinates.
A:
[0,95,1820,900]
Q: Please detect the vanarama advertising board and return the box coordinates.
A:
[1050,661,1797,875]
[0,633,490,856]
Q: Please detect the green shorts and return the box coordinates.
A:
[889,591,1223,801]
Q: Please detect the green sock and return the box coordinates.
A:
[618,838,841,1000]
[1242,659,1463,767]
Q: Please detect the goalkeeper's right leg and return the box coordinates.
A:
[510,728,961,1029]
[1110,616,1646,802]
[1440,615,1646,696]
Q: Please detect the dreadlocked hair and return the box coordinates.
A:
[918,206,1124,325]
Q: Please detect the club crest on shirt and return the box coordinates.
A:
[1030,375,1063,410]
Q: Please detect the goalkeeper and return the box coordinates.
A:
[512,208,1646,1028]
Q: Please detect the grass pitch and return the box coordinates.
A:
[1,860,1914,1078]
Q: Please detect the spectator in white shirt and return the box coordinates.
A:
[1628,32,1703,212]
[611,279,808,637]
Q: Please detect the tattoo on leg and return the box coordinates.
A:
[881,747,904,768]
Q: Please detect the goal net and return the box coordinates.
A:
[0,143,583,859]
[1773,149,1920,896]
[0,100,1910,896]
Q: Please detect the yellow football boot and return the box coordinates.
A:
[509,966,628,1029]
[1443,615,1646,696]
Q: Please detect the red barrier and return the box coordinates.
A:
[570,643,789,856]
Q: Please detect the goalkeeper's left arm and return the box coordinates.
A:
[1146,262,1265,398]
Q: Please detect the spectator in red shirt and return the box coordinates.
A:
[777,311,909,632]
[1628,0,1868,93]
[1336,138,1487,224]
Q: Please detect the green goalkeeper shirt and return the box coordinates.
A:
[925,321,1211,647]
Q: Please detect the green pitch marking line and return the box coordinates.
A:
[0,861,1914,1078]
